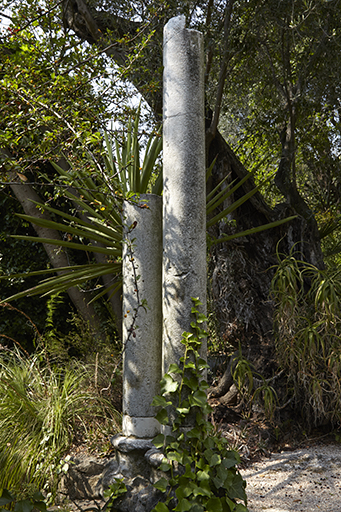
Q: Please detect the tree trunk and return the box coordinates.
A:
[56,158,123,337]
[7,171,105,338]
[206,128,324,368]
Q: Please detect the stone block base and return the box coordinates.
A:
[58,435,165,512]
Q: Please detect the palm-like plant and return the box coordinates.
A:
[3,109,162,303]
[2,111,294,307]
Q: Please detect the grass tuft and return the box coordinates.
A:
[0,345,121,496]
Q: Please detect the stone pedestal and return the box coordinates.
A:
[110,435,165,512]
[59,436,165,512]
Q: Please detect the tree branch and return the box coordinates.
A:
[206,0,235,147]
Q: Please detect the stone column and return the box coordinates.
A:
[122,194,162,438]
[163,16,207,374]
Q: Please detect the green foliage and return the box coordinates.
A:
[42,303,119,363]
[0,488,48,512]
[219,0,341,219]
[271,247,341,427]
[151,298,248,512]
[1,107,163,305]
[2,128,292,308]
[103,478,127,509]
[229,348,278,422]
[0,345,121,496]
[0,0,125,172]
[0,191,85,352]
[103,104,163,196]
[206,167,295,246]
[0,191,50,350]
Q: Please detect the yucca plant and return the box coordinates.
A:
[1,108,163,305]
[271,248,341,427]
[103,108,163,196]
[1,110,293,307]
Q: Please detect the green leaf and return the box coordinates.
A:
[167,451,182,463]
[194,480,212,497]
[153,433,165,448]
[197,359,210,371]
[210,453,222,466]
[168,363,182,374]
[152,396,172,407]
[196,457,206,470]
[187,427,201,439]
[159,461,172,472]
[233,503,249,512]
[32,502,47,512]
[14,499,34,512]
[152,502,169,512]
[191,297,203,307]
[196,469,210,482]
[183,361,196,370]
[206,497,223,512]
[199,380,210,390]
[196,313,207,324]
[190,390,207,408]
[234,505,249,512]
[155,409,169,425]
[213,464,231,489]
[175,484,193,500]
[225,473,247,503]
[173,498,191,512]
[11,234,121,256]
[176,406,190,415]
[0,490,14,507]
[187,506,204,512]
[223,451,240,468]
[154,477,169,492]
[161,373,179,394]
[32,493,44,503]
[183,463,196,480]
[210,216,297,244]
[183,376,199,391]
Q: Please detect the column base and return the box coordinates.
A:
[122,415,161,438]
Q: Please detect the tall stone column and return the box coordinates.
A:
[122,194,162,438]
[163,16,207,374]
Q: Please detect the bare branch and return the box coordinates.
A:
[1,0,64,39]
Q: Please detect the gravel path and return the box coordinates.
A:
[240,444,341,512]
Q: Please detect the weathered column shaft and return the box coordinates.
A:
[122,194,162,438]
[163,15,207,374]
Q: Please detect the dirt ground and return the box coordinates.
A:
[240,443,341,512]
[209,398,341,512]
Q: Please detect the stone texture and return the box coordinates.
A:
[162,15,207,375]
[112,476,164,512]
[59,453,119,501]
[122,194,162,438]
[111,435,155,454]
[144,448,165,468]
[58,439,167,512]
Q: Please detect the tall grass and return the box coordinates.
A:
[0,345,121,495]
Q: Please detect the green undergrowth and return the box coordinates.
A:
[150,298,248,512]
[0,344,121,500]
[0,488,48,512]
[272,247,341,428]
